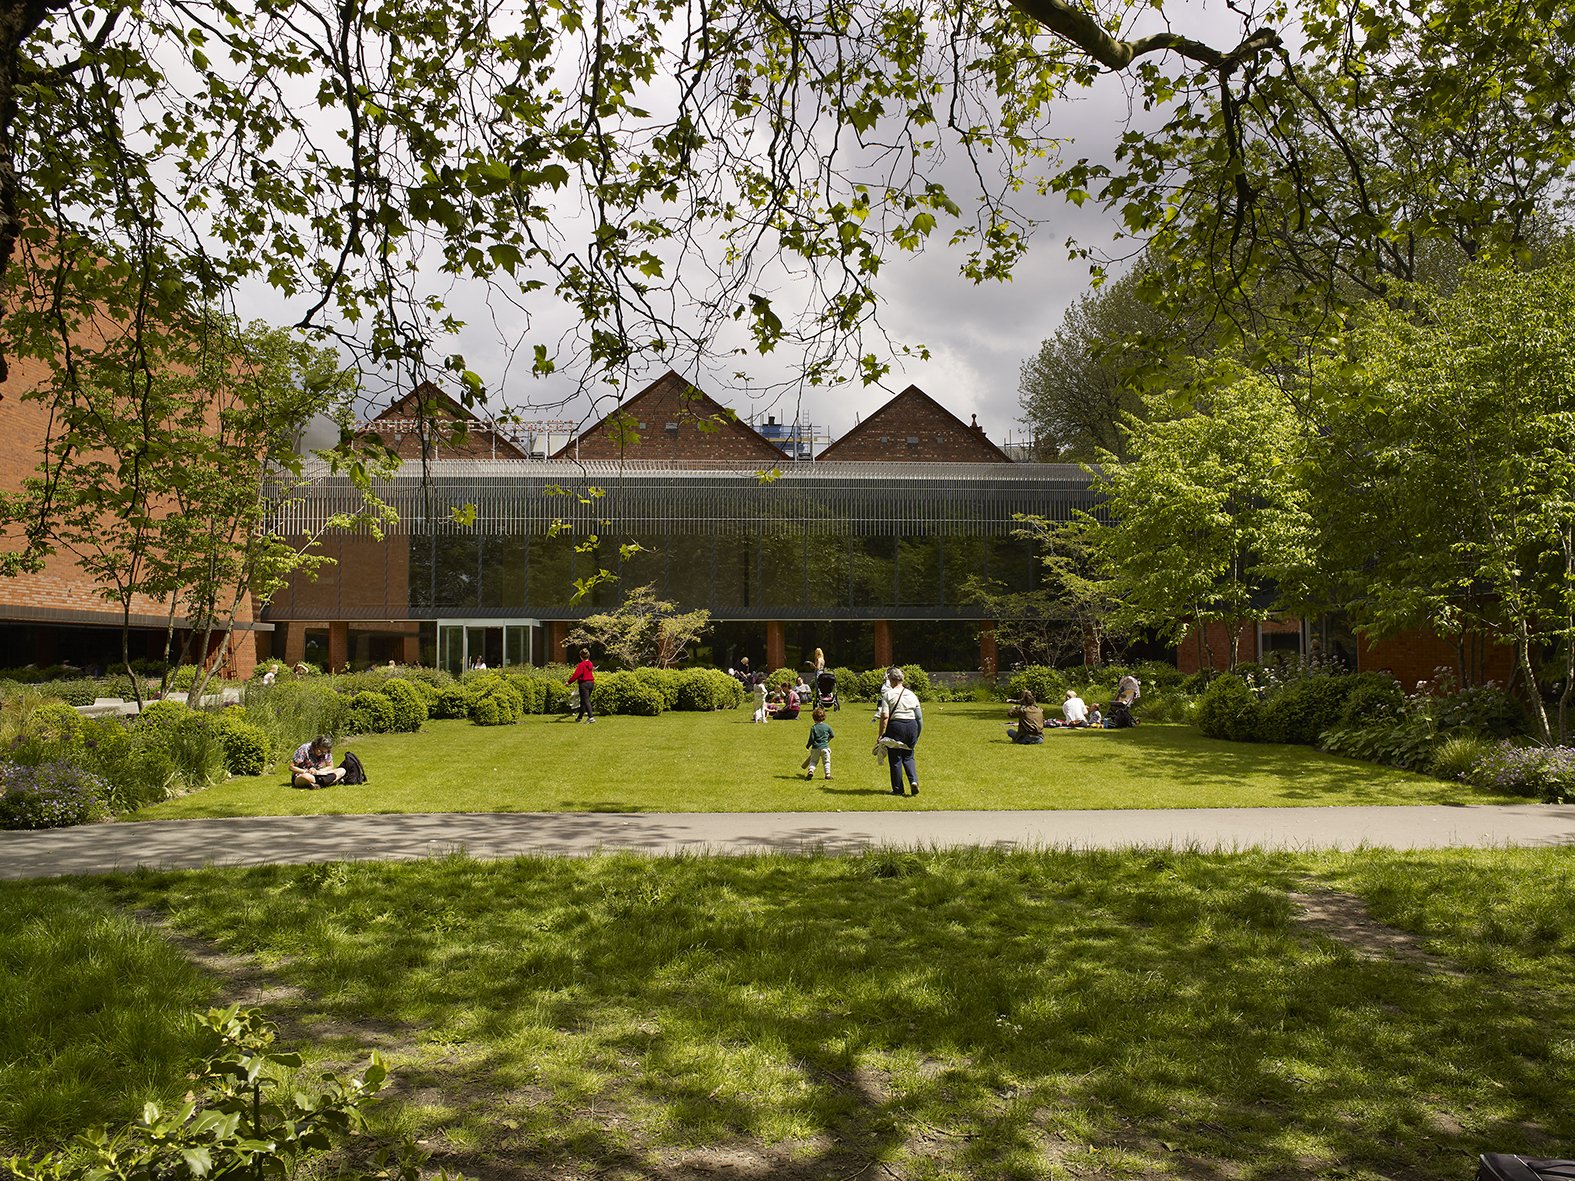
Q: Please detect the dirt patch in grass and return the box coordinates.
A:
[1288,888,1465,976]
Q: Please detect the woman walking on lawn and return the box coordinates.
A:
[877,667,922,797]
[568,647,597,723]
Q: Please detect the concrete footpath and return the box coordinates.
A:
[4,804,1575,880]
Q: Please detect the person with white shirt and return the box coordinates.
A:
[876,667,922,797]
[1062,688,1090,728]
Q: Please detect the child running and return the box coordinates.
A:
[802,706,834,779]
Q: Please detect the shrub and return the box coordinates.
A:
[898,665,931,699]
[428,683,474,720]
[1006,666,1066,709]
[379,678,428,732]
[238,680,346,765]
[765,667,797,691]
[832,667,861,702]
[213,715,271,776]
[676,667,742,711]
[0,760,110,828]
[467,678,524,725]
[1319,712,1443,771]
[1465,742,1575,801]
[1431,733,1497,781]
[588,671,662,717]
[1339,677,1406,728]
[27,701,84,745]
[50,679,101,706]
[1196,675,1266,742]
[635,667,682,710]
[342,691,399,735]
[856,668,886,700]
[1262,676,1362,745]
[1436,683,1528,737]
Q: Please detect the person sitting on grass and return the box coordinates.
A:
[1005,691,1045,744]
[1062,688,1090,728]
[774,685,801,720]
[290,735,344,789]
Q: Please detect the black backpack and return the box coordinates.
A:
[340,751,368,785]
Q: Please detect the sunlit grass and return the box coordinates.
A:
[0,880,214,1151]
[128,703,1516,819]
[10,846,1560,1179]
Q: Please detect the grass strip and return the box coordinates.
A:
[7,847,1561,1180]
[129,704,1517,819]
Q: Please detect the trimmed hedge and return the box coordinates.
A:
[379,678,428,732]
[342,691,398,735]
[214,715,271,776]
[468,679,524,726]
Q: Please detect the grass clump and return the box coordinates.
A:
[0,879,214,1151]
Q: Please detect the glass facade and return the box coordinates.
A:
[269,460,1103,624]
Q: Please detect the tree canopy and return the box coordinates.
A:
[8,0,1565,415]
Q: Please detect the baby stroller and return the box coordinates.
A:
[1107,696,1139,728]
[815,669,840,712]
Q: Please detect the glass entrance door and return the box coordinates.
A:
[437,620,539,674]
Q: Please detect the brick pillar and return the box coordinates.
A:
[873,620,893,670]
[283,622,307,669]
[230,630,259,681]
[549,621,569,662]
[979,622,998,680]
[329,621,350,673]
[403,634,421,665]
[766,621,786,673]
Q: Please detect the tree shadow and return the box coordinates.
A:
[91,849,1575,1180]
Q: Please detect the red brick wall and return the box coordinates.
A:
[1176,621,1263,674]
[271,534,410,618]
[554,371,785,463]
[817,386,1011,463]
[1357,631,1515,692]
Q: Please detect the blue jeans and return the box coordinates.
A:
[884,718,919,790]
[1007,729,1043,744]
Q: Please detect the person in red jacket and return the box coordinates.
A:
[567,647,597,722]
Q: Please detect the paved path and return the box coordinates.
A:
[4,804,1575,879]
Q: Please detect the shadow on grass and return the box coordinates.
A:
[1114,726,1484,804]
[91,850,1575,1180]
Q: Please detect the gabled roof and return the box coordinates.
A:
[816,385,1012,463]
[550,370,785,462]
[363,381,528,460]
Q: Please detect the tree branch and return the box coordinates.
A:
[1005,0,1279,73]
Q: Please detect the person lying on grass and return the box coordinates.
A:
[290,735,344,789]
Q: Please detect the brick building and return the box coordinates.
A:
[816,385,1012,464]
[0,349,267,677]
[266,371,1095,675]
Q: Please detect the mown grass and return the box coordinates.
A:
[129,703,1517,819]
[9,847,1575,1181]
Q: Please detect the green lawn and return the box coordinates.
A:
[10,847,1575,1180]
[131,702,1521,819]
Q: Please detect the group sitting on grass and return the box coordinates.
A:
[1005,677,1142,742]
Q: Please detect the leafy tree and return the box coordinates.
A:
[567,583,712,669]
[0,315,393,705]
[1091,374,1315,671]
[1018,266,1173,462]
[1305,259,1575,744]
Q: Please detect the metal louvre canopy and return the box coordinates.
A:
[268,460,1103,538]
